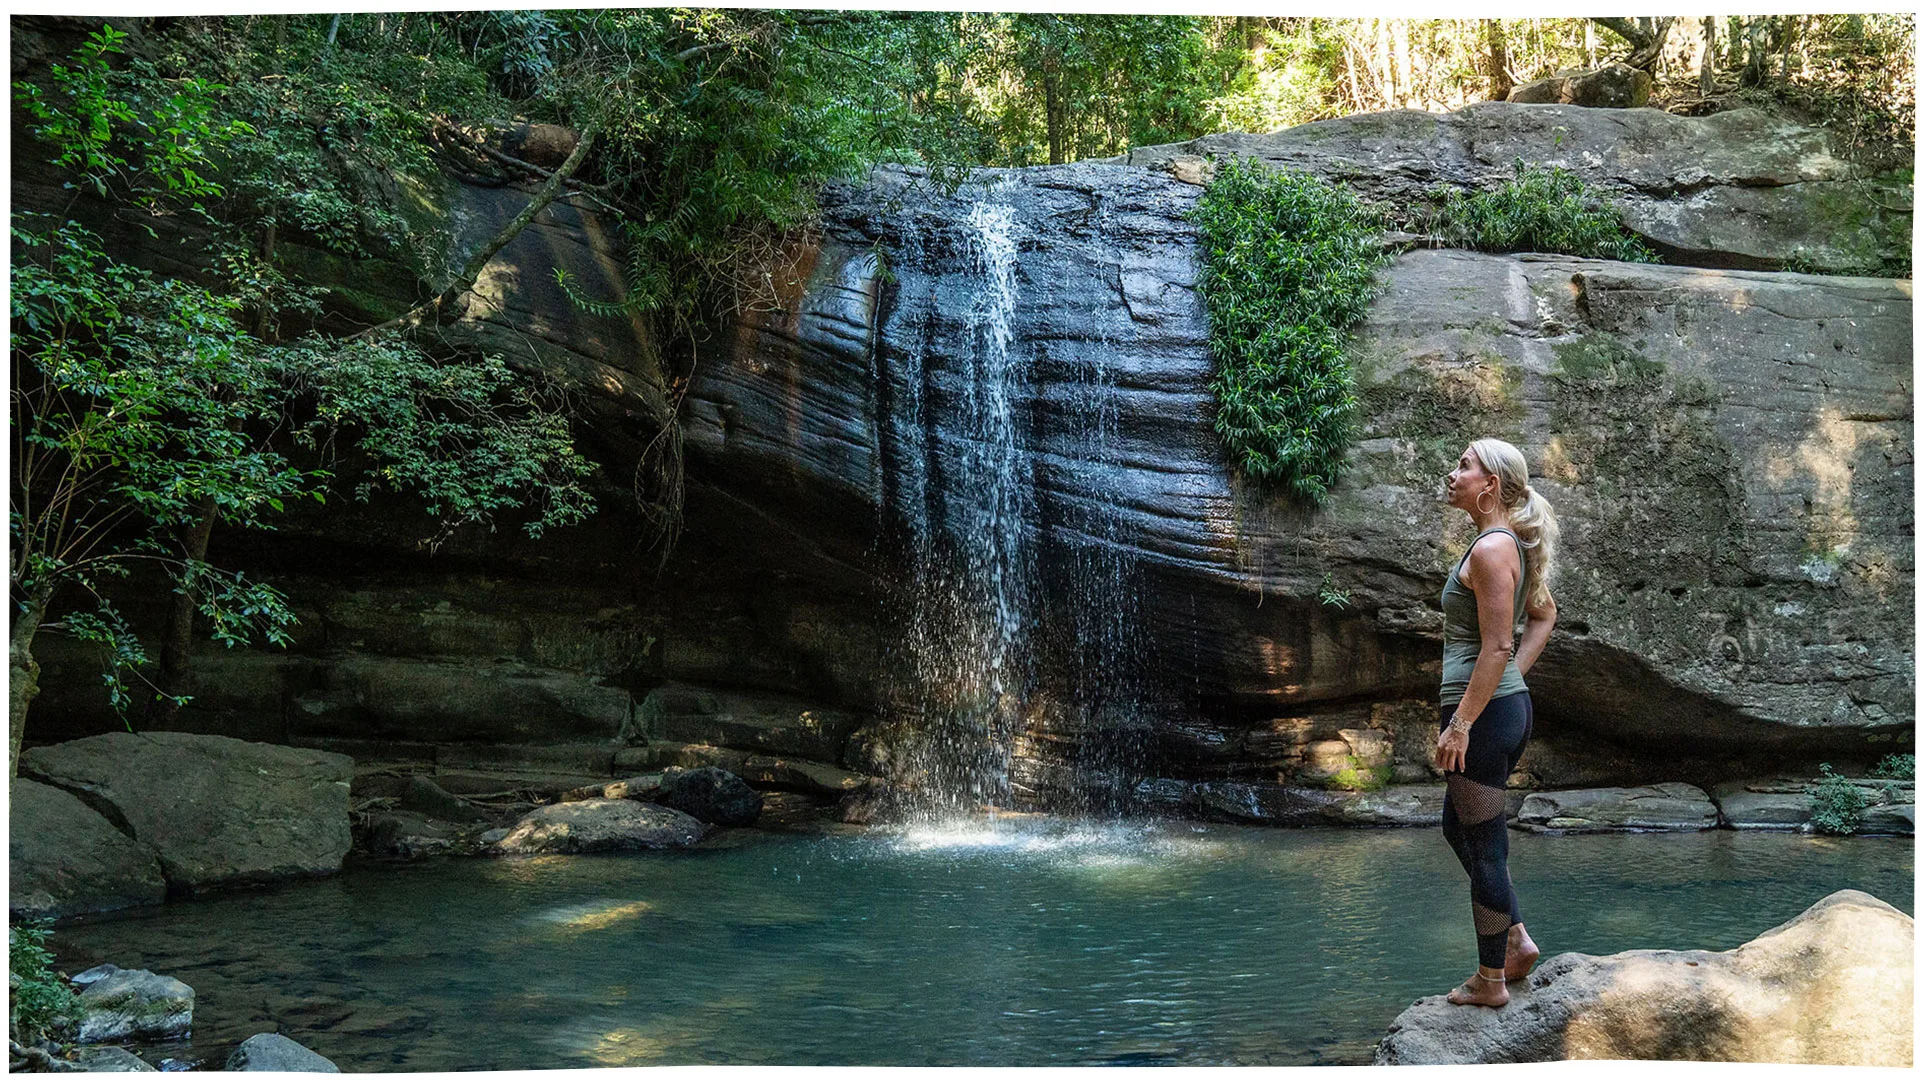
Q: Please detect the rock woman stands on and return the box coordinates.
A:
[1433,438,1561,1008]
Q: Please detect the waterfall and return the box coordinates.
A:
[880,182,1150,819]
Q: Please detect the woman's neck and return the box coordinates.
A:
[1469,509,1512,533]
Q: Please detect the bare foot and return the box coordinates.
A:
[1505,924,1541,983]
[1446,971,1509,1008]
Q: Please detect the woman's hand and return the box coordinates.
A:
[1433,723,1470,774]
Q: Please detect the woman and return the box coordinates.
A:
[1433,438,1560,1009]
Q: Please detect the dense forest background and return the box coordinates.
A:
[8,11,1915,772]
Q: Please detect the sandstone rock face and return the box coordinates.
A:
[20,733,352,892]
[226,1032,341,1072]
[1376,889,1914,1065]
[494,798,709,854]
[1113,102,1910,274]
[1507,64,1651,108]
[10,780,165,921]
[73,969,194,1043]
[1514,782,1720,832]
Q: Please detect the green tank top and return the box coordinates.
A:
[1440,526,1528,706]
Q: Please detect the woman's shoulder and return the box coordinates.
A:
[1460,528,1522,585]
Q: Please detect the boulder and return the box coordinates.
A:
[10,780,165,921]
[1114,102,1909,273]
[655,766,763,826]
[20,733,352,893]
[1191,781,1349,826]
[1713,788,1813,830]
[493,798,708,854]
[1506,63,1652,108]
[1857,801,1915,835]
[69,1047,155,1071]
[225,1032,340,1072]
[1514,783,1719,832]
[73,969,193,1043]
[736,755,869,797]
[1327,783,1449,826]
[1376,889,1913,1065]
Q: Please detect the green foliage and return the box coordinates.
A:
[1192,156,1388,502]
[9,922,77,1043]
[1870,754,1915,780]
[1808,763,1870,834]
[1409,161,1660,263]
[13,25,247,216]
[1317,573,1352,609]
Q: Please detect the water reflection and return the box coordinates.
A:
[49,821,1911,1070]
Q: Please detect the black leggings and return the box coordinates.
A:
[1438,691,1533,970]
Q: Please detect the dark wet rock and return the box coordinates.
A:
[361,812,456,859]
[1326,784,1449,826]
[70,1046,155,1071]
[614,741,751,775]
[225,1033,340,1072]
[1858,801,1915,835]
[1376,889,1913,1065]
[399,775,492,824]
[1514,782,1718,832]
[493,798,708,854]
[1191,782,1349,826]
[70,965,122,988]
[633,683,861,763]
[477,827,509,845]
[20,733,352,893]
[1712,786,1813,830]
[1505,63,1651,108]
[656,766,763,826]
[73,970,193,1043]
[838,780,901,825]
[10,780,165,921]
[736,755,870,797]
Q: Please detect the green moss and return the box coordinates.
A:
[1324,757,1393,792]
[1358,349,1526,477]
[1549,333,1667,387]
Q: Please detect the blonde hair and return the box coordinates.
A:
[1469,437,1559,610]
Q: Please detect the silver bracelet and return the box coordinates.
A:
[1447,717,1473,733]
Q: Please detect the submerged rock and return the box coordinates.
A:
[1513,783,1719,833]
[225,1033,340,1072]
[10,780,165,921]
[1376,889,1913,1065]
[493,798,708,854]
[73,969,193,1043]
[20,733,352,893]
[70,1046,156,1071]
[656,766,763,826]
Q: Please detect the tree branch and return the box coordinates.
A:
[356,123,599,341]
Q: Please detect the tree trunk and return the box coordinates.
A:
[1591,17,1675,72]
[11,588,49,777]
[1742,16,1770,87]
[1698,16,1715,97]
[1391,19,1412,108]
[1043,65,1064,165]
[1484,19,1512,100]
[1776,14,1800,87]
[1726,15,1744,72]
[144,496,219,728]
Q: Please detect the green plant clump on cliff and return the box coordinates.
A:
[1192,156,1389,502]
[1808,762,1871,834]
[1411,160,1661,263]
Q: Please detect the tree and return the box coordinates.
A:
[1485,19,1513,100]
[1590,17,1676,72]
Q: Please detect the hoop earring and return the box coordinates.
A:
[1476,488,1495,515]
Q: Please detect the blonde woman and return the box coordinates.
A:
[1433,438,1560,1008]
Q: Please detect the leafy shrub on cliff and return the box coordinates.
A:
[1808,763,1870,834]
[9,923,76,1043]
[1410,160,1659,263]
[1192,156,1389,502]
[1870,754,1915,780]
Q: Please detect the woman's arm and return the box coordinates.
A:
[1516,592,1557,676]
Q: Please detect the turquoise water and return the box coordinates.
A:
[52,819,1913,1069]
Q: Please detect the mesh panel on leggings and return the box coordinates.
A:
[1446,772,1513,966]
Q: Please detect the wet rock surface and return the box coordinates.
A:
[20,733,352,893]
[226,1032,340,1072]
[10,780,166,921]
[656,766,764,826]
[72,969,194,1044]
[492,798,709,854]
[1514,782,1720,832]
[1376,889,1914,1065]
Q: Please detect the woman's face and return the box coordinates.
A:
[1446,448,1496,512]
